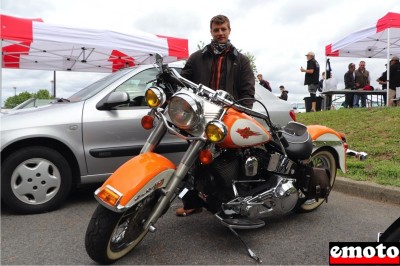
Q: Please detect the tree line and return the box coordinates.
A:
[4,89,53,109]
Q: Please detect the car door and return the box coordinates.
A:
[81,67,187,180]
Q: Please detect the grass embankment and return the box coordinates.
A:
[296,107,400,187]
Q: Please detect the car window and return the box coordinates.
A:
[68,68,136,102]
[114,68,159,107]
[113,67,182,108]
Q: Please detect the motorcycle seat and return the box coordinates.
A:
[281,122,313,160]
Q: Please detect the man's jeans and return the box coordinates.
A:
[353,94,367,107]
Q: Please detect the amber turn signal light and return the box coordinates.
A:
[97,187,121,207]
[205,121,227,143]
[145,87,166,108]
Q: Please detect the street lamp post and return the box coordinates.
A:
[50,80,55,97]
[13,86,16,96]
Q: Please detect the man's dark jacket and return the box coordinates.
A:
[180,45,255,108]
[344,70,356,89]
[389,62,400,89]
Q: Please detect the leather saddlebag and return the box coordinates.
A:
[307,167,331,202]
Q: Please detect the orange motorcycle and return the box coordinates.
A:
[85,55,347,264]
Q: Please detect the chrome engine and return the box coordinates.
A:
[211,149,299,219]
[223,175,299,219]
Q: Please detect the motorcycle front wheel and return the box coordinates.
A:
[85,192,159,264]
[296,149,337,213]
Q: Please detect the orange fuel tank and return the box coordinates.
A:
[218,109,272,149]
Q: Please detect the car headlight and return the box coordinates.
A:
[168,92,202,130]
[205,121,227,143]
[145,86,166,108]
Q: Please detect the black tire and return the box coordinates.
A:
[1,146,72,214]
[295,149,337,213]
[85,192,159,264]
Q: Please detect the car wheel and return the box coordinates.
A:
[1,146,72,214]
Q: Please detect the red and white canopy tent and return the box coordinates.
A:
[1,14,189,71]
[325,12,400,106]
[1,14,189,100]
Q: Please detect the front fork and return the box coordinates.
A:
[140,120,205,229]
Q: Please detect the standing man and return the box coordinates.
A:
[176,14,255,217]
[300,51,320,112]
[389,56,400,106]
[344,63,356,108]
[354,61,369,107]
[376,64,388,106]
[257,74,272,92]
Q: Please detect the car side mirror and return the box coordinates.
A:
[97,91,130,110]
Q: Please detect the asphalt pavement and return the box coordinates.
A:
[334,176,400,205]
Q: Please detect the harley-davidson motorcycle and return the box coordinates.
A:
[85,55,348,264]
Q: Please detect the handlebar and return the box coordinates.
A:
[166,68,270,122]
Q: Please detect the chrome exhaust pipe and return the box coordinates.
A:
[346,149,368,161]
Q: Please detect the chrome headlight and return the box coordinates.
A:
[168,92,203,130]
[145,86,166,108]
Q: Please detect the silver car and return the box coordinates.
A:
[1,63,295,214]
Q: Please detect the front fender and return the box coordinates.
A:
[95,152,176,211]
[307,125,346,173]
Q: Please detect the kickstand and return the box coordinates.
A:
[228,227,262,263]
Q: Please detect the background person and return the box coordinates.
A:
[317,72,326,109]
[300,51,320,112]
[322,72,338,110]
[257,74,272,92]
[278,85,288,101]
[354,60,369,107]
[177,14,255,217]
[344,63,356,108]
[388,56,400,106]
[318,72,325,93]
[376,64,388,106]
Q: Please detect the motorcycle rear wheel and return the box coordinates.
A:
[296,149,337,213]
[85,192,159,264]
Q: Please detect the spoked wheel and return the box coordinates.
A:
[85,192,159,264]
[296,149,337,213]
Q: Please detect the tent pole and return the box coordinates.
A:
[53,71,56,98]
[1,38,3,108]
[387,28,390,107]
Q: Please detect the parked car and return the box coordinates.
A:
[292,102,306,113]
[1,62,295,214]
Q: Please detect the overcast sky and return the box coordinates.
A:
[2,0,400,106]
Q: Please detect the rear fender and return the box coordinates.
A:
[307,125,346,173]
[94,152,176,212]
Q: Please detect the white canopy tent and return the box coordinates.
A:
[1,14,189,101]
[325,12,400,106]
